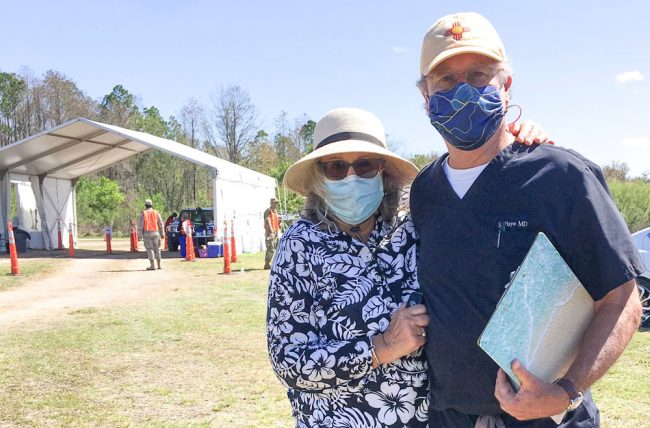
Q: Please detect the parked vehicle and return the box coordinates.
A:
[166,208,215,252]
[638,275,649,329]
[631,227,650,329]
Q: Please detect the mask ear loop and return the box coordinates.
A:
[322,205,340,236]
[506,104,522,127]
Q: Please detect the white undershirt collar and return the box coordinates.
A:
[442,157,490,199]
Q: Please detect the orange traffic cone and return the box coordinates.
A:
[223,220,231,275]
[230,218,237,263]
[189,235,196,260]
[68,222,75,257]
[57,219,63,250]
[7,222,20,275]
[105,226,112,255]
[130,223,139,253]
[133,221,139,252]
[223,220,231,274]
[185,228,195,261]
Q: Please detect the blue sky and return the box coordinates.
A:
[1,0,649,176]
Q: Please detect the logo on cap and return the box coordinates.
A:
[444,21,470,40]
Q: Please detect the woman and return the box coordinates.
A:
[267,107,548,427]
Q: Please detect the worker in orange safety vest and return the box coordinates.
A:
[137,198,164,270]
[263,197,281,269]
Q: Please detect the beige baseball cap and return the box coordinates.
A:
[420,12,507,76]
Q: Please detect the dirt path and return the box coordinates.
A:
[0,255,186,330]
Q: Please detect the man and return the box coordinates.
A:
[176,211,195,257]
[263,197,280,269]
[138,198,164,270]
[163,212,177,248]
[164,212,177,234]
[410,12,645,427]
[195,207,210,227]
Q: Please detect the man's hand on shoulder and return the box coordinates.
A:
[494,360,568,420]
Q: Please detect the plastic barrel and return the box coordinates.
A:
[179,235,186,258]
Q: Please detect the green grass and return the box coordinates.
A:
[0,258,58,291]
[592,331,650,427]
[0,252,647,426]
[0,252,292,427]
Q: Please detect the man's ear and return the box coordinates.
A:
[504,75,512,91]
[503,75,513,104]
[420,90,430,113]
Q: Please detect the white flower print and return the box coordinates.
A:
[267,215,428,427]
[405,242,417,273]
[377,252,405,284]
[366,317,390,336]
[307,409,333,428]
[296,251,315,278]
[302,349,336,381]
[268,307,293,336]
[365,382,417,425]
[289,331,319,347]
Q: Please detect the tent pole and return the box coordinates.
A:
[0,170,9,246]
[209,168,219,237]
[33,174,53,250]
[71,178,78,247]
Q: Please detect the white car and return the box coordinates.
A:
[631,227,650,329]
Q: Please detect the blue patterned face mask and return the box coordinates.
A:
[323,174,384,225]
[428,83,505,151]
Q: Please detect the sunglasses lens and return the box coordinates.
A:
[353,158,382,178]
[321,160,350,180]
[320,158,383,180]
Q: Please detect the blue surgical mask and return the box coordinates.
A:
[428,83,505,151]
[323,174,384,225]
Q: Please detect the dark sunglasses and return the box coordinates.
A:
[319,158,384,181]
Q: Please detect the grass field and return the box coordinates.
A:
[0,252,648,427]
[0,258,58,291]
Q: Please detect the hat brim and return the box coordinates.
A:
[421,46,504,76]
[283,139,419,195]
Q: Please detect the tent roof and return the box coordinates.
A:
[0,117,276,187]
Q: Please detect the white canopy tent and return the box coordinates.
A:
[0,117,277,253]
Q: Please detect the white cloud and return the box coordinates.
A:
[392,46,408,54]
[620,137,650,149]
[616,70,644,83]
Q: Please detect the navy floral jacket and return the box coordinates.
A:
[267,214,429,427]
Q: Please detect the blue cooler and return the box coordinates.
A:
[179,236,186,257]
[207,241,223,258]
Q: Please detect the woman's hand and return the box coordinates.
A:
[509,121,555,146]
[373,304,429,366]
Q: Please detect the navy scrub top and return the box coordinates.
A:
[410,143,646,417]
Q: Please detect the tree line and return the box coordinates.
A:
[603,162,650,233]
[0,68,648,235]
[0,69,328,234]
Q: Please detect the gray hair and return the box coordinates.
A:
[301,162,410,229]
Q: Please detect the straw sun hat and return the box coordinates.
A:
[283,108,419,195]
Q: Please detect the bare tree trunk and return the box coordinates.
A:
[204,86,257,164]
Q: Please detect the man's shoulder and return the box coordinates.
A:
[515,143,599,168]
[509,143,604,182]
[412,154,447,188]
